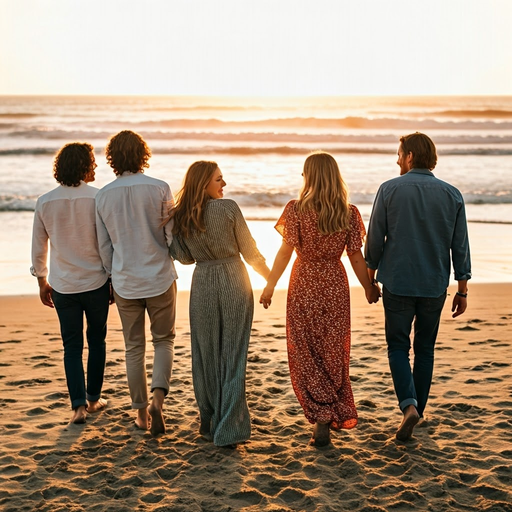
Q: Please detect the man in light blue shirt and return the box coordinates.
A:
[365,132,471,441]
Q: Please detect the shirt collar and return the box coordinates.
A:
[119,171,141,178]
[408,168,434,176]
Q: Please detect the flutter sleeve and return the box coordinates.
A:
[275,200,299,248]
[346,204,366,256]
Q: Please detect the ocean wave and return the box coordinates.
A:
[427,109,512,118]
[3,191,511,213]
[0,196,36,211]
[0,113,37,118]
[2,145,512,157]
[0,147,57,156]
[6,117,512,136]
[134,117,512,130]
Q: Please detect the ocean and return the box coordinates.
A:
[1,95,511,295]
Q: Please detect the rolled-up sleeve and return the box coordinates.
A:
[365,186,387,270]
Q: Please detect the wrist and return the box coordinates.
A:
[37,276,48,287]
[456,291,467,298]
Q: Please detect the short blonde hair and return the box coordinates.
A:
[296,152,350,235]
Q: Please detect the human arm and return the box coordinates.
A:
[450,200,471,319]
[95,206,113,276]
[231,201,270,279]
[169,236,195,265]
[348,249,381,304]
[364,187,387,272]
[162,186,175,248]
[451,279,468,318]
[30,206,53,307]
[259,241,294,309]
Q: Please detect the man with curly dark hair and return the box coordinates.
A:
[96,131,177,436]
[31,142,111,424]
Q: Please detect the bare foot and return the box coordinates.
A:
[310,422,331,447]
[70,405,87,424]
[135,408,150,430]
[148,404,166,436]
[87,397,107,413]
[396,405,420,441]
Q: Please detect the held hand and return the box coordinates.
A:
[365,283,381,304]
[259,286,275,309]
[39,281,54,308]
[451,294,467,318]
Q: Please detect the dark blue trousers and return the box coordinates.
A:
[383,287,446,417]
[52,280,110,409]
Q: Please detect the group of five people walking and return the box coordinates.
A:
[31,130,471,447]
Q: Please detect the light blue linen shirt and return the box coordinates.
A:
[365,168,471,297]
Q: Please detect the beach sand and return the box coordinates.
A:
[0,284,511,511]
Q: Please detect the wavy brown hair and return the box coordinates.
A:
[105,130,151,175]
[171,161,218,238]
[53,142,96,187]
[400,132,437,170]
[296,152,351,235]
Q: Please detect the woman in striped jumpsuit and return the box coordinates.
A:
[170,161,270,448]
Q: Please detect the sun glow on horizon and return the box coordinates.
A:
[0,0,511,97]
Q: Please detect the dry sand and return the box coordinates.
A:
[0,283,511,512]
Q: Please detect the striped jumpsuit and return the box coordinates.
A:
[170,199,269,446]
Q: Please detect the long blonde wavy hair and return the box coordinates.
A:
[296,152,351,235]
[171,160,218,238]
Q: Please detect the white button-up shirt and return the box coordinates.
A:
[31,182,109,294]
[95,171,177,299]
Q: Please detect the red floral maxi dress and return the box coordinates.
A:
[276,200,366,430]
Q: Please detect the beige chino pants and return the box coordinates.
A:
[114,282,177,409]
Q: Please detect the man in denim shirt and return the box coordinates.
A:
[365,132,471,441]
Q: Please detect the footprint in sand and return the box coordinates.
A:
[265,386,284,394]
[229,490,264,506]
[36,423,57,430]
[27,407,49,416]
[141,492,165,504]
[358,399,378,408]
[4,423,22,429]
[7,378,52,387]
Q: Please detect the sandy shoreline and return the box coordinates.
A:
[0,283,511,511]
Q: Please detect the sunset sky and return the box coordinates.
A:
[0,0,510,96]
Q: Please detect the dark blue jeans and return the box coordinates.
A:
[52,280,110,410]
[383,287,447,417]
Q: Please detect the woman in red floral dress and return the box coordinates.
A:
[260,152,381,446]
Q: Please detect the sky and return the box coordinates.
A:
[0,0,511,96]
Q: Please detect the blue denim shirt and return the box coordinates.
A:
[365,169,472,297]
